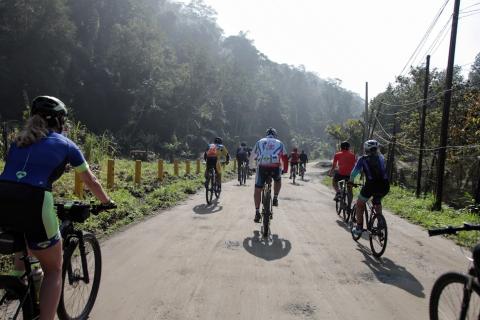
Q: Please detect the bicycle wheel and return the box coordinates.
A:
[369,214,388,257]
[341,194,349,222]
[205,174,213,204]
[350,204,362,241]
[57,233,102,320]
[261,190,271,238]
[429,272,480,320]
[242,165,247,185]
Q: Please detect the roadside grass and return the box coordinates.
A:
[0,159,235,272]
[323,176,480,248]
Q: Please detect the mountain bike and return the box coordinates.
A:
[0,201,116,320]
[335,179,350,222]
[260,173,274,239]
[349,188,388,258]
[428,223,480,320]
[290,163,297,184]
[205,166,220,204]
[299,163,306,181]
[239,160,247,185]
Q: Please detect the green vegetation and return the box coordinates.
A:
[323,176,480,248]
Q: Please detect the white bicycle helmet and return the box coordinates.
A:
[364,140,379,153]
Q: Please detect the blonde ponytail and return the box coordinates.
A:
[15,115,49,147]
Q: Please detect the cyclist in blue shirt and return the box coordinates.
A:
[0,96,114,320]
[349,140,390,236]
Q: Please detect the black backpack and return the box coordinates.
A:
[365,155,385,181]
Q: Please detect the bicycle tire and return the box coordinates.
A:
[341,195,349,222]
[242,165,247,185]
[350,204,362,241]
[335,198,341,215]
[57,233,102,320]
[429,272,480,320]
[369,214,388,258]
[205,174,213,204]
[262,190,271,238]
[0,285,34,320]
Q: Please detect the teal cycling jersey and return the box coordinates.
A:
[0,132,88,190]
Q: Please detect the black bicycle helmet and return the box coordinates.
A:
[340,141,350,150]
[240,141,246,147]
[31,96,68,118]
[266,127,277,137]
[214,137,223,144]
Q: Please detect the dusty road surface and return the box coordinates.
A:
[90,164,469,320]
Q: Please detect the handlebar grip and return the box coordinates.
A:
[428,226,456,236]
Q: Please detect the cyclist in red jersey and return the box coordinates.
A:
[289,148,300,179]
[329,141,356,210]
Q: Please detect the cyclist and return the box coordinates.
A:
[289,147,300,179]
[349,140,390,236]
[252,128,288,223]
[204,137,230,192]
[0,96,114,320]
[236,141,250,183]
[329,141,356,209]
[299,150,308,174]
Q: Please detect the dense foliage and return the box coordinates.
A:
[0,0,363,157]
[328,53,480,208]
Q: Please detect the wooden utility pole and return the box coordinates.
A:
[369,105,382,139]
[363,82,369,144]
[434,0,461,210]
[416,55,430,198]
[387,116,397,182]
[475,157,480,205]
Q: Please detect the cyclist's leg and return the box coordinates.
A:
[31,241,62,320]
[272,167,282,206]
[372,180,390,215]
[215,159,222,188]
[237,159,241,181]
[354,184,372,230]
[346,175,353,210]
[332,172,341,199]
[254,167,266,221]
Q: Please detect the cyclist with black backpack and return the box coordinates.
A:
[348,140,390,236]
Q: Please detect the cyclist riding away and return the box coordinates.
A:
[236,141,250,183]
[289,147,300,179]
[299,150,308,173]
[329,141,356,210]
[349,140,390,236]
[252,128,288,223]
[204,137,230,192]
[0,96,113,320]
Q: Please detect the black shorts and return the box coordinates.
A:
[359,180,390,205]
[255,166,281,188]
[206,157,217,170]
[333,172,350,182]
[0,181,60,250]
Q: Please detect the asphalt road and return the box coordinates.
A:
[89,163,468,320]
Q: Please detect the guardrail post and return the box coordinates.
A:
[135,160,141,184]
[158,159,164,181]
[74,171,84,198]
[185,160,190,175]
[174,160,179,176]
[233,159,237,171]
[107,159,115,189]
[196,159,201,174]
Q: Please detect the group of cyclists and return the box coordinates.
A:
[0,93,389,320]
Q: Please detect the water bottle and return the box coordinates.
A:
[31,264,44,303]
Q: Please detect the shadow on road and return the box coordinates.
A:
[193,199,223,215]
[243,231,292,261]
[335,220,369,240]
[357,244,425,298]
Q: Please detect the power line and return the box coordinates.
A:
[378,88,452,109]
[426,15,453,57]
[399,0,451,76]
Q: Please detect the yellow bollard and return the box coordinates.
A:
[196,159,201,174]
[233,159,237,171]
[158,159,164,181]
[174,160,179,176]
[74,171,84,199]
[185,160,190,175]
[134,160,141,184]
[107,159,115,189]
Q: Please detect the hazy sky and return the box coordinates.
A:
[180,0,480,98]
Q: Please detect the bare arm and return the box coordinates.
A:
[78,169,110,204]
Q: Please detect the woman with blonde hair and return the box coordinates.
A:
[0,96,114,320]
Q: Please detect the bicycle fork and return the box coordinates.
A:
[67,231,90,285]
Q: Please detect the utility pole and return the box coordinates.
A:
[475,156,480,205]
[369,105,382,139]
[433,0,461,210]
[387,116,397,182]
[416,55,430,198]
[363,82,369,145]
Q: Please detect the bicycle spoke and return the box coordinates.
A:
[436,281,480,319]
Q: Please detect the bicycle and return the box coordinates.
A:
[335,179,350,222]
[349,186,388,258]
[428,223,480,320]
[238,160,247,185]
[259,172,274,239]
[299,163,306,181]
[0,201,116,320]
[205,166,220,204]
[290,163,297,184]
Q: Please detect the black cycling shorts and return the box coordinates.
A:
[206,157,217,170]
[333,172,350,182]
[359,179,390,205]
[0,181,60,250]
[255,166,281,188]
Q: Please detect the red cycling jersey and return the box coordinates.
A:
[290,152,300,163]
[332,150,356,176]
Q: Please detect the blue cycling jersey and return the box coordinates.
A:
[350,154,388,182]
[0,132,88,190]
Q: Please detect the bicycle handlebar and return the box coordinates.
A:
[428,223,480,236]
